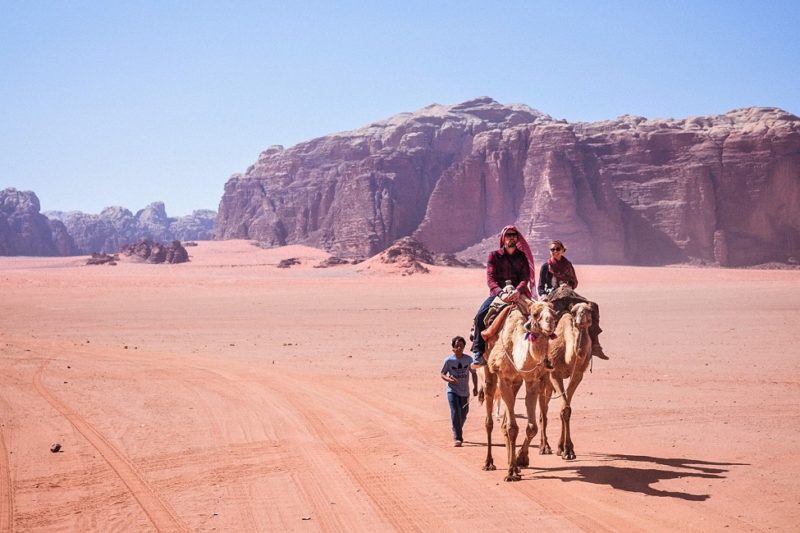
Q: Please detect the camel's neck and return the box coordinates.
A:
[572,326,590,360]
[527,333,549,359]
[512,329,547,370]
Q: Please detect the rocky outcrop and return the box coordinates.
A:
[45,204,216,254]
[86,253,119,265]
[48,219,78,256]
[359,237,433,275]
[0,188,73,256]
[169,209,217,240]
[120,240,190,264]
[216,98,550,258]
[216,99,800,266]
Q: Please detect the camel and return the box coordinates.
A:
[537,302,593,460]
[479,299,557,481]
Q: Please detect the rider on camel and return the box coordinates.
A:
[470,225,536,367]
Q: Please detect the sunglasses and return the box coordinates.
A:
[505,233,518,237]
[550,247,562,252]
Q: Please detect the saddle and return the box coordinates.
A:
[480,298,527,341]
[545,285,588,321]
[482,293,509,329]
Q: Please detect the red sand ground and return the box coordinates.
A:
[1,240,798,532]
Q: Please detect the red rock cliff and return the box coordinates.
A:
[215,98,800,266]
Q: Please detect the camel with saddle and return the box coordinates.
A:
[476,295,558,481]
[537,297,594,460]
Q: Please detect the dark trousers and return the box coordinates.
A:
[547,290,603,347]
[447,391,470,442]
[470,295,495,355]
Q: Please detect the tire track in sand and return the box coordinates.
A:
[33,363,187,533]
[282,370,619,531]
[0,409,14,532]
[170,365,375,532]
[162,370,260,532]
[0,345,18,533]
[252,371,427,531]
[23,341,374,532]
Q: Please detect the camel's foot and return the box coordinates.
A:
[539,443,552,455]
[504,472,522,482]
[561,447,576,461]
[516,453,529,467]
[482,461,496,471]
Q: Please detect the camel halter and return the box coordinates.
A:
[572,313,594,375]
[501,315,551,374]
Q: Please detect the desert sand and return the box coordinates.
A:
[1,240,799,532]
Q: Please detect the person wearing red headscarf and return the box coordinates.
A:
[470,225,536,366]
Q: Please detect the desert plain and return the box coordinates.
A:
[1,240,799,532]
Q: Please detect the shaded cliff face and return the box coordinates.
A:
[215,98,549,258]
[0,188,74,256]
[216,99,800,266]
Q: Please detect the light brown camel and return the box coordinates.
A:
[479,299,557,481]
[536,302,593,460]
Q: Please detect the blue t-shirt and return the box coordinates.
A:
[441,353,474,397]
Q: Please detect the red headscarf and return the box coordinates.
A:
[547,256,578,289]
[499,224,536,292]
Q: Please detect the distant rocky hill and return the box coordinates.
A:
[215,97,800,266]
[46,203,216,254]
[0,187,215,256]
[0,188,75,256]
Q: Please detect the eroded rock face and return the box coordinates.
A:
[120,240,189,264]
[45,204,216,254]
[170,209,217,241]
[365,236,432,275]
[215,98,550,258]
[0,188,68,256]
[216,99,800,266]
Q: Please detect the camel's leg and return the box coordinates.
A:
[482,369,497,471]
[476,360,486,404]
[549,375,568,457]
[538,380,553,455]
[560,372,585,460]
[499,378,522,482]
[516,376,541,468]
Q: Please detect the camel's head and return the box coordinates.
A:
[570,303,593,330]
[528,300,557,337]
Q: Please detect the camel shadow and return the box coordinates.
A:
[527,453,748,501]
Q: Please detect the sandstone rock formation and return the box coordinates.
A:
[215,98,800,266]
[169,209,217,241]
[86,253,119,266]
[0,188,76,256]
[48,219,78,256]
[45,204,216,254]
[120,240,190,264]
[314,256,352,268]
[357,237,433,275]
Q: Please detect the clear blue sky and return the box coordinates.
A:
[2,1,798,216]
